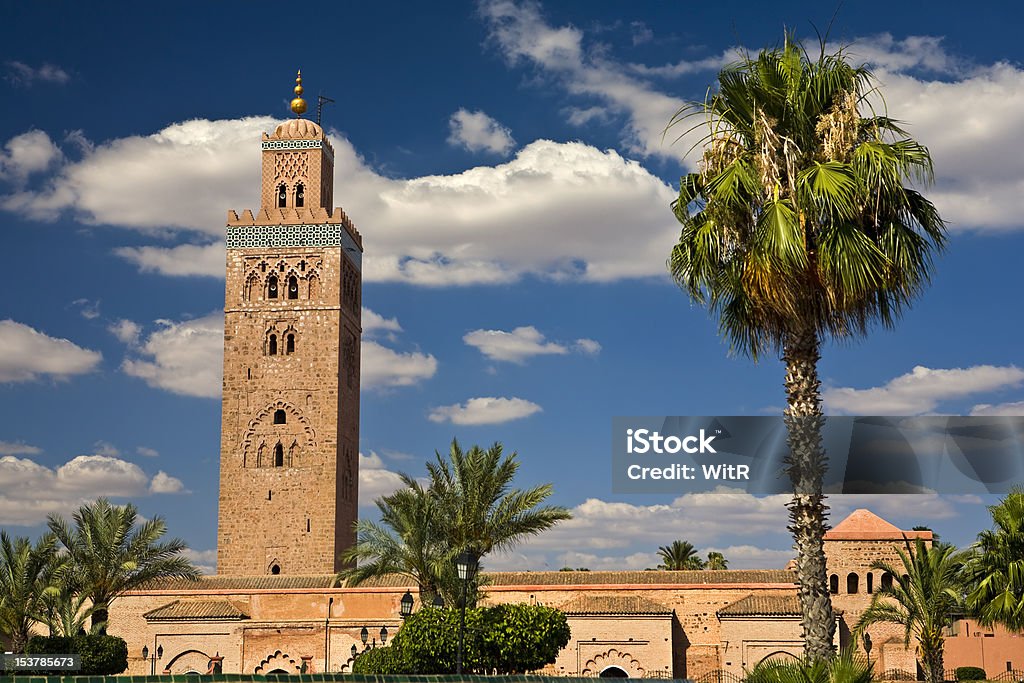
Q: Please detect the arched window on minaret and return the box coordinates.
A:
[308,273,320,300]
[273,409,286,425]
[286,333,295,355]
[277,183,287,208]
[268,334,278,356]
[847,572,859,594]
[274,443,284,467]
[287,275,299,300]
[829,574,839,594]
[295,182,304,208]
[267,275,278,299]
[245,274,260,302]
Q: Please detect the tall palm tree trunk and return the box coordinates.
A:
[922,631,946,683]
[782,327,835,660]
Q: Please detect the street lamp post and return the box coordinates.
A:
[141,645,162,676]
[400,591,414,619]
[455,549,478,676]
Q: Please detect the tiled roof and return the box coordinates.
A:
[717,593,844,617]
[139,574,340,591]
[484,570,797,586]
[717,594,801,617]
[558,595,673,615]
[826,509,932,541]
[143,599,249,621]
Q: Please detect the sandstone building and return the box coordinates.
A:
[107,77,1021,679]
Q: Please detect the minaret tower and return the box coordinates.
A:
[217,71,362,575]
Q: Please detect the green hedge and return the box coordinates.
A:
[24,634,128,675]
[955,667,987,681]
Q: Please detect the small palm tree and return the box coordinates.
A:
[657,540,700,570]
[0,531,59,653]
[706,551,729,570]
[964,487,1024,630]
[745,648,873,683]
[341,478,450,604]
[667,35,946,658]
[47,498,199,632]
[855,538,965,683]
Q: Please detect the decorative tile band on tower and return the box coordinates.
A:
[225,224,362,268]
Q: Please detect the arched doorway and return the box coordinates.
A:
[600,666,630,678]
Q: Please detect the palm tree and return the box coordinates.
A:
[657,540,701,570]
[341,478,451,604]
[964,487,1024,630]
[705,551,729,570]
[667,36,946,658]
[0,531,59,653]
[855,538,965,683]
[745,647,873,683]
[47,498,199,632]
[342,440,571,607]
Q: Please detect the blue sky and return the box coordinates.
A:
[1,1,1022,574]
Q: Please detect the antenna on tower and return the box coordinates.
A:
[316,94,335,127]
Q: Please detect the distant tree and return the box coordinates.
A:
[964,488,1024,631]
[705,551,729,570]
[47,498,199,632]
[855,538,966,683]
[657,540,701,570]
[342,440,571,607]
[913,526,940,542]
[0,531,58,652]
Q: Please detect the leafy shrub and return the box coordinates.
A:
[26,633,128,674]
[351,645,407,674]
[955,667,987,681]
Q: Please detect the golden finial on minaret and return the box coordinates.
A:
[290,69,307,117]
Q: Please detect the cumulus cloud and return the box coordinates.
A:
[108,319,141,345]
[92,440,120,457]
[1,117,679,286]
[463,325,600,363]
[116,243,225,278]
[824,365,1024,415]
[0,320,102,383]
[121,313,223,398]
[136,446,160,458]
[362,340,437,389]
[358,451,408,507]
[71,298,100,320]
[0,454,185,526]
[149,470,188,494]
[0,130,63,181]
[182,548,217,575]
[4,61,70,87]
[362,308,403,336]
[970,401,1024,416]
[448,108,516,155]
[0,441,41,456]
[428,396,542,425]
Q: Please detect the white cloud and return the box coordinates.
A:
[428,396,542,425]
[149,470,188,494]
[463,325,600,363]
[0,320,102,383]
[824,365,1024,415]
[846,34,964,76]
[108,319,141,345]
[448,108,516,155]
[362,308,403,336]
[0,130,63,181]
[362,340,437,389]
[116,243,224,278]
[0,441,41,456]
[136,446,160,458]
[71,298,100,320]
[121,313,223,398]
[4,61,70,87]
[0,453,185,526]
[2,116,679,286]
[970,401,1024,416]
[92,440,120,457]
[182,548,217,575]
[358,451,408,507]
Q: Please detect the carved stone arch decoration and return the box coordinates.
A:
[284,269,302,299]
[757,651,799,666]
[254,650,299,675]
[244,271,262,302]
[581,649,645,678]
[242,401,316,468]
[307,270,320,300]
[165,650,211,675]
